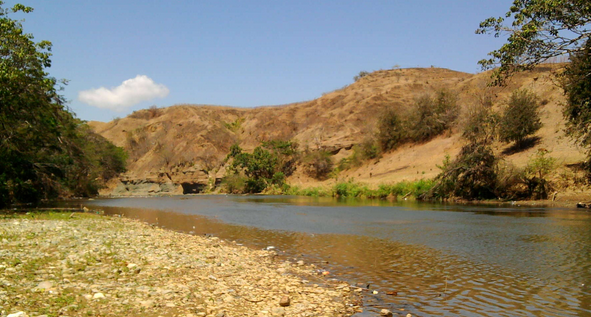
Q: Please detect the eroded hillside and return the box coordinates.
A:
[90,65,585,196]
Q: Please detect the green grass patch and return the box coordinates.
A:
[0,210,100,221]
[290,179,435,200]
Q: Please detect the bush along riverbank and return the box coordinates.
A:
[0,211,361,317]
[284,179,435,200]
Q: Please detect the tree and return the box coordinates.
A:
[423,94,500,201]
[377,108,406,152]
[407,89,459,142]
[424,142,498,200]
[477,0,591,84]
[353,71,369,82]
[462,96,498,145]
[0,2,126,207]
[562,39,591,156]
[498,89,542,146]
[302,151,333,180]
[226,144,283,193]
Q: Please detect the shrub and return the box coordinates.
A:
[262,140,299,176]
[523,149,555,199]
[358,138,380,160]
[302,151,333,180]
[563,39,591,178]
[407,89,460,142]
[333,180,369,198]
[354,71,370,81]
[462,100,499,144]
[377,108,407,151]
[498,89,542,146]
[224,141,297,193]
[222,174,247,194]
[425,143,498,200]
[377,89,460,152]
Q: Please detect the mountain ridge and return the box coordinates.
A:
[89,65,585,196]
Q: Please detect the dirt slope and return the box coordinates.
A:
[89,65,586,196]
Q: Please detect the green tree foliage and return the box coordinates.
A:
[424,96,499,201]
[0,3,126,207]
[261,140,299,176]
[377,89,459,152]
[425,143,498,200]
[226,144,287,193]
[563,40,591,157]
[523,149,555,199]
[498,89,542,146]
[476,0,591,84]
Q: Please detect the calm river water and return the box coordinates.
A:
[81,195,591,316]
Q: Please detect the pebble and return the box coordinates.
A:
[7,312,27,317]
[272,307,285,316]
[380,309,393,317]
[0,214,361,316]
[279,296,291,307]
[35,281,53,290]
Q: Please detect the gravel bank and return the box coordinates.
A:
[0,212,361,317]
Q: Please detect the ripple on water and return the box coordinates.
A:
[82,198,591,317]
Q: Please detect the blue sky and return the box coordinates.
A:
[6,0,511,122]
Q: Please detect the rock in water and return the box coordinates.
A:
[279,296,291,307]
[380,309,393,317]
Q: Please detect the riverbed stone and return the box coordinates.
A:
[35,281,53,290]
[279,296,291,307]
[378,309,393,317]
[0,213,361,316]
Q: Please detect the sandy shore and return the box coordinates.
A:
[0,212,361,317]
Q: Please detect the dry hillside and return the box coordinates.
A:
[89,65,587,197]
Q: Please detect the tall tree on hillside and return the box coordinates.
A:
[0,2,126,207]
[477,0,591,175]
[476,0,591,85]
[498,89,542,147]
[562,39,591,172]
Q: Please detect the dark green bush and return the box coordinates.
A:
[425,143,498,200]
[224,141,297,193]
[498,89,542,146]
[563,39,591,179]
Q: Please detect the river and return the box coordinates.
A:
[81,195,591,316]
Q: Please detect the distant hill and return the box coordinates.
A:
[89,64,585,196]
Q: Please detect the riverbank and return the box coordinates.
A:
[0,212,361,317]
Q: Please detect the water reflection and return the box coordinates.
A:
[82,196,591,316]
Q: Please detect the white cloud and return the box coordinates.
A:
[79,75,169,112]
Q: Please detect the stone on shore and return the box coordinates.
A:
[0,213,360,316]
[279,295,291,307]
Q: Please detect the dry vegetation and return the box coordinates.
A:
[89,64,589,200]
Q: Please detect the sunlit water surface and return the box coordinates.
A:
[76,195,591,316]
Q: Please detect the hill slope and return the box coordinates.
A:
[90,65,586,196]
